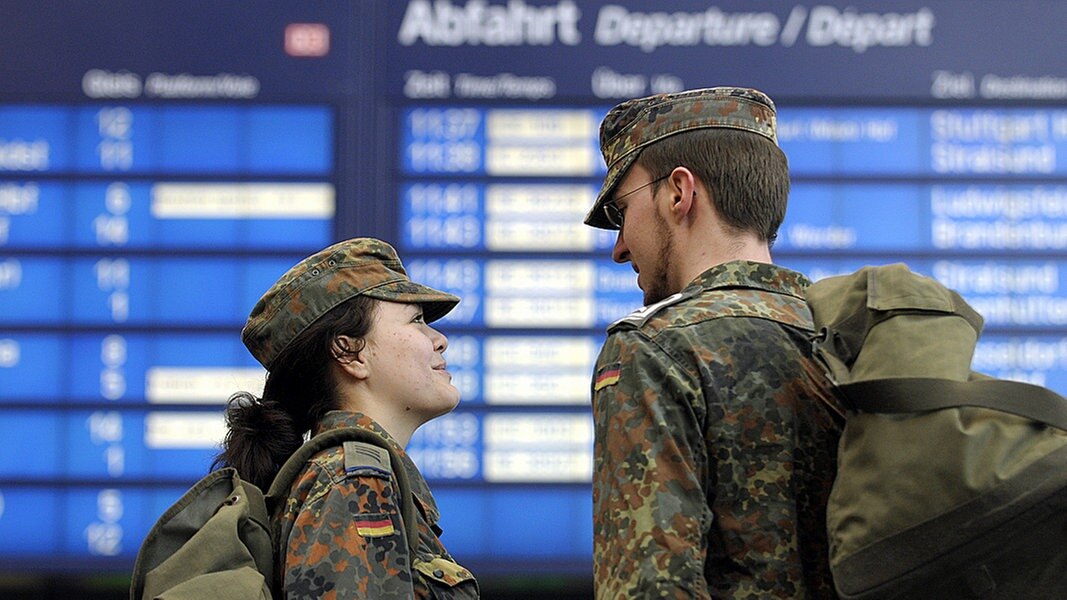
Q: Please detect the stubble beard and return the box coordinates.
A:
[642,211,675,306]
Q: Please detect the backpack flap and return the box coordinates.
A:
[131,468,273,600]
[852,264,982,383]
[809,263,983,386]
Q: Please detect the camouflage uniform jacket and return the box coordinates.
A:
[591,260,844,599]
[274,410,479,599]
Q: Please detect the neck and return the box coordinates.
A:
[671,226,772,292]
[340,389,418,447]
[368,414,416,447]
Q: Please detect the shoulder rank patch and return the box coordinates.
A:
[608,288,695,331]
[594,362,621,391]
[343,441,391,478]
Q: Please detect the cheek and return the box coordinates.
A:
[392,332,435,365]
[368,334,410,368]
[627,227,649,257]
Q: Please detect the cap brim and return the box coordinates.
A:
[584,152,638,230]
[363,280,460,324]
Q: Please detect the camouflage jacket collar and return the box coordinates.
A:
[315,410,441,524]
[687,260,811,301]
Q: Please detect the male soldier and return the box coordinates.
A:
[585,87,844,598]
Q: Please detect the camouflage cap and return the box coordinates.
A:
[241,237,459,369]
[584,86,779,230]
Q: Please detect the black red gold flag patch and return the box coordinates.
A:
[594,362,621,391]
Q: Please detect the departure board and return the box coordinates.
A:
[3,0,1067,585]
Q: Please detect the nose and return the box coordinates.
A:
[430,326,449,353]
[611,229,630,264]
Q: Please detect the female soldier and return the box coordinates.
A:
[214,237,479,599]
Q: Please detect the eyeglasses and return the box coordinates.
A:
[602,174,671,229]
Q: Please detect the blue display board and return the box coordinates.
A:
[3,0,1067,582]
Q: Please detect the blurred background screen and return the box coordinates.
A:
[2,0,1067,597]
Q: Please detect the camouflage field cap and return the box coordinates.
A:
[242,237,459,369]
[584,86,779,230]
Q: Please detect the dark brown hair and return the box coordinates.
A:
[636,128,789,245]
[212,294,378,489]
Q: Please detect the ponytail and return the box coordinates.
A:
[213,392,303,490]
[212,294,378,488]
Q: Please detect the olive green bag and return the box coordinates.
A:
[129,427,417,600]
[807,264,1067,600]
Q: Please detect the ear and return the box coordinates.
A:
[665,166,698,223]
[332,335,370,380]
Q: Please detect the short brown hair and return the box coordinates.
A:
[636,128,789,245]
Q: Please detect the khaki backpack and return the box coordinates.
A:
[807,263,1067,600]
[129,427,418,600]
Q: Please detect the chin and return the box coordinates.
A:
[437,386,462,412]
[643,291,665,305]
[425,400,459,423]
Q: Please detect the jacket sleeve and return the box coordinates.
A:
[591,330,712,600]
[281,463,415,599]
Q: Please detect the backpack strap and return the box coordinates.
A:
[841,377,1067,432]
[265,426,420,552]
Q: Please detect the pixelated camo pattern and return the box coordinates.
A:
[592,261,844,599]
[274,411,478,599]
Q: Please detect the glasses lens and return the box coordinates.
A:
[603,203,623,228]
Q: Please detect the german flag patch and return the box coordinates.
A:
[594,362,621,391]
[354,513,396,537]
